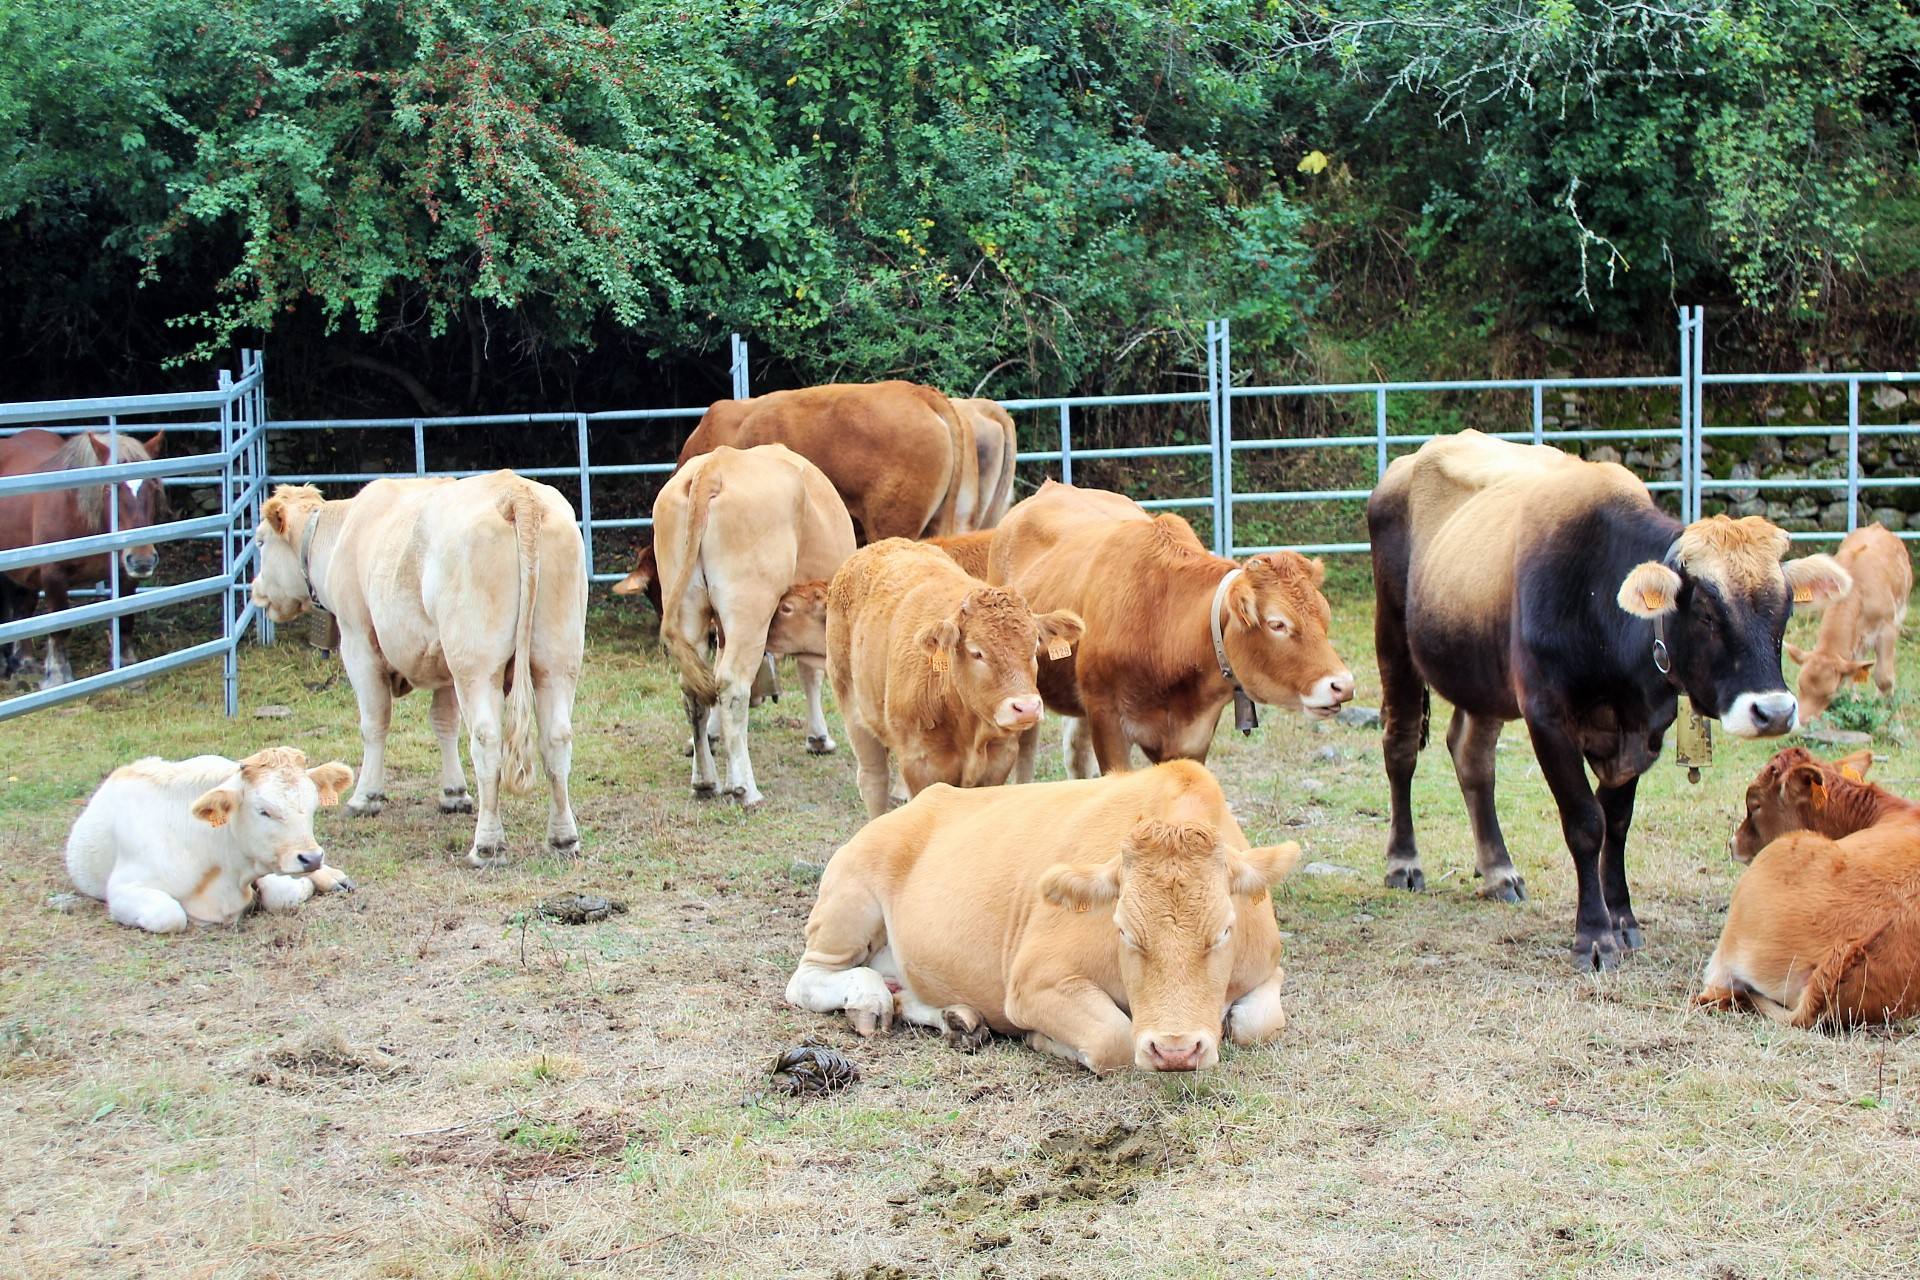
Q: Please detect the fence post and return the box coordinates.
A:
[107,416,122,672]
[1847,377,1860,533]
[1374,387,1388,483]
[1219,318,1234,558]
[730,333,750,400]
[1531,384,1543,445]
[1205,320,1220,554]
[254,349,274,647]
[576,412,595,579]
[220,365,237,718]
[1677,308,1691,522]
[412,419,426,475]
[1691,305,1706,523]
[1058,404,1072,486]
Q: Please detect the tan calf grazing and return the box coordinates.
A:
[826,538,1083,817]
[786,760,1301,1072]
[766,580,830,661]
[1787,522,1913,720]
[989,480,1352,777]
[677,382,979,541]
[1699,747,1920,1027]
[652,445,856,806]
[250,474,585,867]
[947,398,1019,528]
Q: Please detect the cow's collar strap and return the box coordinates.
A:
[1650,536,1685,688]
[1211,569,1259,734]
[299,506,327,612]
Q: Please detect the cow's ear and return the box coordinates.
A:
[1783,764,1827,811]
[261,491,291,537]
[1227,571,1261,627]
[142,430,165,457]
[1785,642,1811,665]
[611,568,648,597]
[1035,609,1084,661]
[916,615,962,657]
[190,784,240,828]
[1228,841,1302,895]
[307,762,353,806]
[1039,858,1121,912]
[1836,748,1874,781]
[1616,562,1681,618]
[1784,554,1851,608]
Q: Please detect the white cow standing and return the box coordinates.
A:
[250,474,587,866]
[66,747,355,933]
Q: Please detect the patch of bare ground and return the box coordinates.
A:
[0,599,1915,1278]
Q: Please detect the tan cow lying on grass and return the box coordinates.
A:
[1699,746,1920,1027]
[66,748,355,933]
[647,445,855,806]
[827,538,1083,817]
[1787,522,1912,720]
[251,475,585,866]
[990,480,1353,777]
[786,760,1301,1072]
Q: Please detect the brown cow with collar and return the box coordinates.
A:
[988,480,1353,778]
[827,538,1083,817]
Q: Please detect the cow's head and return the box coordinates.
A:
[1785,642,1873,722]
[767,580,830,658]
[1616,516,1850,737]
[1042,820,1299,1071]
[189,746,353,878]
[251,484,327,623]
[1728,745,1874,863]
[612,544,662,612]
[1217,552,1354,718]
[916,587,1083,733]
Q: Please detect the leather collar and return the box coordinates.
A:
[1211,568,1259,733]
[299,506,327,612]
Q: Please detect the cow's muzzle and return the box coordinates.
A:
[996,695,1045,731]
[1722,691,1798,739]
[1137,1031,1218,1073]
[122,549,158,580]
[292,849,325,874]
[1299,670,1356,719]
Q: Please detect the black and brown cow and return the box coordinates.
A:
[1368,430,1852,969]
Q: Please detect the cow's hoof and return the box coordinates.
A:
[547,836,581,859]
[1616,923,1645,951]
[1384,864,1426,892]
[347,793,387,818]
[1480,874,1527,904]
[1574,931,1626,972]
[941,1006,991,1053]
[691,782,718,799]
[682,739,695,758]
[848,999,892,1037]
[39,670,70,691]
[465,843,509,869]
[439,788,474,814]
[806,735,836,755]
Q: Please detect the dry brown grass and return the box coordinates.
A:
[1,582,1916,1279]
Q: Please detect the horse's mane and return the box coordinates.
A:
[49,433,155,524]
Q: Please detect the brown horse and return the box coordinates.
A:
[0,429,167,688]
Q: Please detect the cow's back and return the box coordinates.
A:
[988,480,1146,592]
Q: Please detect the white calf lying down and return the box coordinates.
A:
[66,747,355,933]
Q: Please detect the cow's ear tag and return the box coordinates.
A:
[1640,589,1667,612]
[1794,584,1815,604]
[1046,637,1073,661]
[927,650,949,674]
[1854,667,1871,685]
[1842,764,1865,782]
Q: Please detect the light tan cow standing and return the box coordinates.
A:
[947,398,1019,529]
[786,760,1301,1073]
[651,445,856,807]
[250,474,586,866]
[1787,522,1913,719]
[826,538,1083,817]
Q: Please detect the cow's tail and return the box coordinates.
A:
[499,482,544,796]
[929,395,979,536]
[661,462,722,701]
[985,406,1017,527]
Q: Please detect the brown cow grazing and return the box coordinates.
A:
[787,760,1301,1072]
[678,382,979,542]
[1786,522,1912,720]
[0,429,167,687]
[947,398,1019,529]
[926,529,995,579]
[989,480,1353,777]
[827,538,1083,818]
[650,446,855,806]
[1370,430,1852,967]
[766,580,830,662]
[1698,747,1920,1027]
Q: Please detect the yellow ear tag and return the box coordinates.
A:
[1842,764,1864,782]
[1794,585,1814,604]
[1046,638,1073,661]
[1854,668,1871,685]
[927,650,949,674]
[1641,589,1667,612]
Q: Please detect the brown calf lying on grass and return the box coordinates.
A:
[1699,746,1920,1027]
[1786,522,1912,720]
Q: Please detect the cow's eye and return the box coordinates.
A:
[1211,926,1232,950]
[1267,618,1289,635]
[257,808,276,820]
[967,647,985,661]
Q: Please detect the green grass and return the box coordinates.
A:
[0,584,1915,1279]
